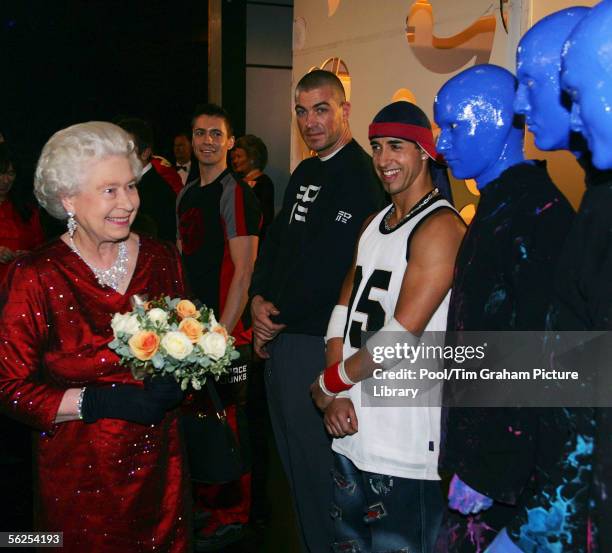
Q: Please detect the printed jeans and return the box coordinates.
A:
[331,452,444,553]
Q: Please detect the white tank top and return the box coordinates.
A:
[332,195,455,480]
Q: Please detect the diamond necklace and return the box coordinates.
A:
[69,237,129,292]
[383,187,440,231]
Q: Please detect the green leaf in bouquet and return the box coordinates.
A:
[151,353,165,369]
[168,297,180,309]
[229,350,240,360]
[131,364,148,381]
[198,356,212,368]
[108,339,120,350]
[117,345,131,357]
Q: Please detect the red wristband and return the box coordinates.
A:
[323,362,353,394]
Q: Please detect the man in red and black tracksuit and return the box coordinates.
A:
[177,103,261,551]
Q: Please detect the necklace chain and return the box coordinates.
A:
[69,237,129,292]
[383,188,440,231]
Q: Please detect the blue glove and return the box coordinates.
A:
[448,473,494,515]
[485,528,523,553]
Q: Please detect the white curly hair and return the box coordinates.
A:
[34,121,142,219]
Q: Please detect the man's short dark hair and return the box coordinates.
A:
[173,131,192,142]
[191,103,234,137]
[116,117,154,156]
[295,69,346,103]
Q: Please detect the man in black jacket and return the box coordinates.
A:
[561,6,612,551]
[117,118,178,242]
[434,64,575,553]
[249,70,384,553]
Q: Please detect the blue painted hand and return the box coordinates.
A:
[448,473,493,515]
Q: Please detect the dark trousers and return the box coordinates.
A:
[265,333,333,553]
[332,453,444,553]
[246,353,270,522]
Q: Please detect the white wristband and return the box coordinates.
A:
[318,373,336,397]
[338,361,356,386]
[325,305,348,344]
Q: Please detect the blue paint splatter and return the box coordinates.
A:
[516,434,593,553]
[485,289,507,314]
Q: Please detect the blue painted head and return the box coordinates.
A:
[434,64,524,189]
[562,1,612,170]
[515,7,590,152]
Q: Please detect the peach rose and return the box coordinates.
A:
[207,313,228,339]
[211,323,229,340]
[128,331,160,361]
[179,317,205,343]
[176,299,198,320]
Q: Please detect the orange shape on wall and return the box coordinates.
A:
[406,0,497,73]
[320,57,351,101]
[459,203,476,225]
[392,88,418,104]
[328,0,341,17]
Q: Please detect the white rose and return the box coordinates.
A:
[147,308,169,327]
[111,313,141,337]
[198,332,227,360]
[161,331,194,360]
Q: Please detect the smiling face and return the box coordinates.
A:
[371,137,428,198]
[62,155,139,244]
[192,115,235,171]
[294,84,350,156]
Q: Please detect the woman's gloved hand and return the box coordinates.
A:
[144,374,185,410]
[81,375,184,425]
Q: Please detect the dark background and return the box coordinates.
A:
[1,0,211,171]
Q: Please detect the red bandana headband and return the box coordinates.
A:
[368,122,444,164]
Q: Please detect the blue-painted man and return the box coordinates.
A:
[434,64,575,553]
[561,3,612,550]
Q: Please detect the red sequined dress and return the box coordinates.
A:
[0,237,191,552]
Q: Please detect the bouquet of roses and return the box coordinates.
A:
[108,296,239,390]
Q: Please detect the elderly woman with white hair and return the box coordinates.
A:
[0,122,191,551]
